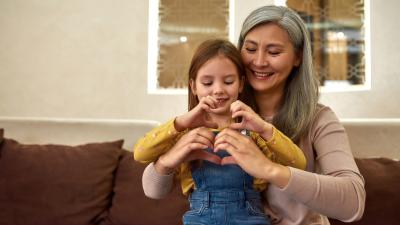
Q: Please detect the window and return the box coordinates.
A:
[285,0,370,92]
[148,0,370,93]
[148,0,231,94]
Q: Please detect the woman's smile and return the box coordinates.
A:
[252,70,275,79]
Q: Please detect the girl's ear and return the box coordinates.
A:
[189,79,197,95]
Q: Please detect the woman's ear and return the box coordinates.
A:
[189,79,197,95]
[294,50,302,67]
[239,76,245,93]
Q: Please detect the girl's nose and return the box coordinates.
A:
[213,83,224,94]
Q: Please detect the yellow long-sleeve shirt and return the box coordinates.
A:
[134,119,306,195]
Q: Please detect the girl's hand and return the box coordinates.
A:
[174,96,222,131]
[229,100,273,140]
[155,127,221,174]
[214,128,291,188]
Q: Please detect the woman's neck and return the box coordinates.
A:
[254,90,284,119]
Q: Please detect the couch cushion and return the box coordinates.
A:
[329,157,400,225]
[0,128,3,144]
[0,138,123,225]
[98,150,188,225]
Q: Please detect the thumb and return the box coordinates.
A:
[188,151,221,165]
[221,156,238,165]
[229,122,243,130]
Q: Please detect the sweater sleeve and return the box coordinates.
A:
[279,106,366,222]
[134,119,184,163]
[252,128,307,170]
[142,162,175,199]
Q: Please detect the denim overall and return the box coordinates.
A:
[183,131,270,225]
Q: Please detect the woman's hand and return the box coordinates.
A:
[174,96,221,131]
[155,127,221,174]
[214,128,291,188]
[229,100,273,140]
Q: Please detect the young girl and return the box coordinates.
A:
[134,39,306,225]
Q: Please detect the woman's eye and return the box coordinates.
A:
[269,51,281,56]
[245,48,256,53]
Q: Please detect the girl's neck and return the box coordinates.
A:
[208,113,233,129]
[254,90,284,119]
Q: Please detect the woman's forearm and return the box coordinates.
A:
[142,162,175,199]
[281,167,365,221]
[275,106,365,221]
[262,162,292,189]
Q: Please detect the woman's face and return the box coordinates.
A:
[241,23,301,95]
[190,55,243,116]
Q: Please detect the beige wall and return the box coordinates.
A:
[0,0,399,123]
[320,0,400,118]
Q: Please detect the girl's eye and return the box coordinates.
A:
[224,80,234,85]
[202,82,212,86]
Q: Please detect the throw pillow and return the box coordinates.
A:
[0,128,3,145]
[98,150,188,225]
[329,157,400,225]
[0,138,124,225]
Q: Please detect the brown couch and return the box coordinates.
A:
[1,118,400,225]
[0,128,188,225]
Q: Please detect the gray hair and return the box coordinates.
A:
[239,5,320,142]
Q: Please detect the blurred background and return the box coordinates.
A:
[0,0,398,123]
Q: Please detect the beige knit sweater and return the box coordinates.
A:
[141,105,366,225]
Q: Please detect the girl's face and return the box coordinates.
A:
[191,55,243,115]
[241,23,301,95]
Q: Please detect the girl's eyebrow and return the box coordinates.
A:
[198,75,214,79]
[224,74,237,78]
[199,74,237,78]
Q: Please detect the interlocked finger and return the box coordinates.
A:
[214,128,250,153]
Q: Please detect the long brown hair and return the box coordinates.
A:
[188,39,246,111]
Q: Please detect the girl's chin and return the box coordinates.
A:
[211,106,231,115]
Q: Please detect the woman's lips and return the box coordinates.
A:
[254,71,274,77]
[251,71,275,80]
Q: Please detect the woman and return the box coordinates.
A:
[138,5,365,225]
